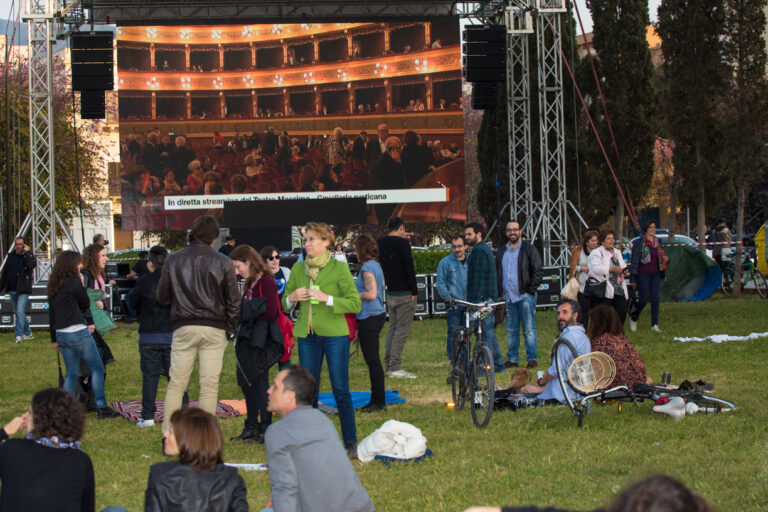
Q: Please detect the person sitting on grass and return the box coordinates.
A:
[515,299,590,403]
[0,388,127,512]
[588,305,651,389]
[146,408,248,512]
[463,474,715,512]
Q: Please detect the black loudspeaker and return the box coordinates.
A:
[71,32,114,91]
[471,82,498,110]
[463,25,506,84]
[80,90,106,119]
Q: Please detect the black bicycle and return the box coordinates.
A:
[447,298,505,428]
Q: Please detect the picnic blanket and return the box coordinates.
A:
[318,390,406,415]
[674,331,768,343]
[111,400,240,423]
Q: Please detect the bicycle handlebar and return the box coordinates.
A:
[450,299,507,309]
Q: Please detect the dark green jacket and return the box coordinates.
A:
[467,242,498,302]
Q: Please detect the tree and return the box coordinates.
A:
[588,0,657,237]
[0,53,109,251]
[657,0,731,249]
[721,0,768,296]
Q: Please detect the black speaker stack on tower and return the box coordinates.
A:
[70,32,114,119]
[462,25,506,110]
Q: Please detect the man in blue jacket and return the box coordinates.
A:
[436,235,468,360]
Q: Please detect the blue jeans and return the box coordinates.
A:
[57,328,107,408]
[298,333,356,446]
[445,308,463,360]
[473,313,505,373]
[9,291,31,338]
[505,294,538,363]
[632,272,661,326]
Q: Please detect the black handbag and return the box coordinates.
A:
[584,278,607,298]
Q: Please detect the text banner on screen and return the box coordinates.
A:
[163,188,448,211]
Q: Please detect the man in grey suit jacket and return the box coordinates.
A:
[264,365,374,512]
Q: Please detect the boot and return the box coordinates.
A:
[230,422,260,441]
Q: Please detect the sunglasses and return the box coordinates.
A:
[267,256,279,261]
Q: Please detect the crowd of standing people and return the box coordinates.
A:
[0,213,691,511]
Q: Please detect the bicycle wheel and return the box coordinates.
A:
[682,392,737,413]
[449,328,469,410]
[469,344,495,429]
[751,270,767,298]
[720,262,734,295]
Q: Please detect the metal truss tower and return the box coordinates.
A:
[24,0,57,269]
[505,0,568,267]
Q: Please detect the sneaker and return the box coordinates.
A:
[14,336,22,343]
[651,325,662,333]
[345,443,358,459]
[388,369,416,379]
[136,419,155,428]
[629,319,637,332]
[22,333,34,340]
[504,361,519,369]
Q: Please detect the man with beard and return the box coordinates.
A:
[496,220,543,369]
[518,298,590,404]
[464,222,504,373]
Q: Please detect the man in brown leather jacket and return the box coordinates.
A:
[157,215,240,433]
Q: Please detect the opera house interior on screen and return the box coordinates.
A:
[117,21,467,231]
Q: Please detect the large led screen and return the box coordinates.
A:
[117,21,465,231]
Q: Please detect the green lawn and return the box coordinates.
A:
[1,296,767,511]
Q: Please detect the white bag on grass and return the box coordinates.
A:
[357,420,427,463]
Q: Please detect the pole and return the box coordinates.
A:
[493,109,502,249]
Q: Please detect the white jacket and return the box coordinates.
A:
[587,246,627,299]
[357,420,427,463]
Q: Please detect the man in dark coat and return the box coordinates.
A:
[167,136,196,185]
[0,237,37,343]
[370,136,406,223]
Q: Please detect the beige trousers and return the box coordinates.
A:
[161,325,228,432]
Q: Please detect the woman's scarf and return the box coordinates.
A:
[641,236,668,271]
[303,250,332,334]
[25,432,81,450]
[304,250,332,282]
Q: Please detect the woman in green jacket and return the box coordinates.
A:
[284,222,361,456]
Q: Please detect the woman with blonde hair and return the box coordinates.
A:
[284,222,361,456]
[229,245,282,444]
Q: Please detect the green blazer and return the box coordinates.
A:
[283,257,362,338]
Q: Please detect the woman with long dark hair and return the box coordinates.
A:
[354,234,387,413]
[146,408,247,512]
[230,245,282,444]
[629,219,669,333]
[81,244,115,367]
[47,252,116,419]
[588,305,649,389]
[259,246,291,301]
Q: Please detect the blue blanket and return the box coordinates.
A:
[317,390,406,410]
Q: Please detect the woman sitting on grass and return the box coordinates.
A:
[146,407,248,512]
[0,388,102,511]
[588,305,651,389]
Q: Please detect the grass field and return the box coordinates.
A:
[1,296,767,511]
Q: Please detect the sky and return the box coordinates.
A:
[0,0,664,35]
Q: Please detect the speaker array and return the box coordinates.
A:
[462,25,506,110]
[70,32,114,119]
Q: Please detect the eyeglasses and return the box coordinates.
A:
[267,256,279,261]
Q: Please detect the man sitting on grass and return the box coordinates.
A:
[262,365,373,512]
[515,299,590,404]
